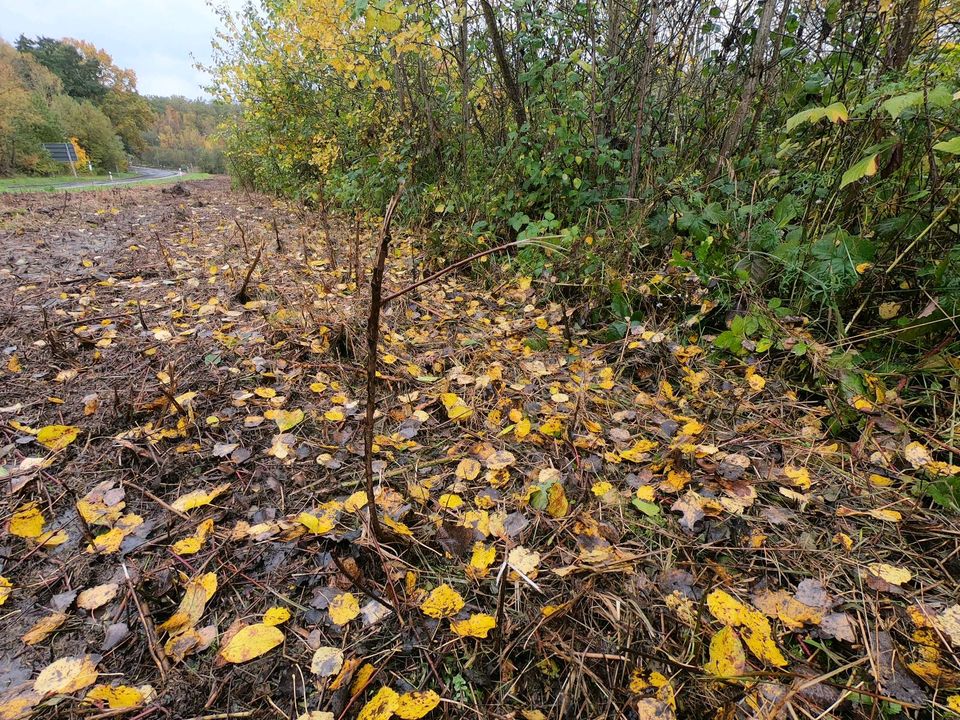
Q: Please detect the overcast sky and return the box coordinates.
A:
[0,0,246,98]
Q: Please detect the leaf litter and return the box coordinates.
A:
[0,180,958,718]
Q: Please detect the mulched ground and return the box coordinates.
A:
[0,179,958,720]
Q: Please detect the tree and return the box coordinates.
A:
[15,35,106,102]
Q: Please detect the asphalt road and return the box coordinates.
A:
[55,165,180,189]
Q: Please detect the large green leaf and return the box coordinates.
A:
[785,102,848,132]
[840,153,878,189]
[882,85,954,119]
[934,136,960,155]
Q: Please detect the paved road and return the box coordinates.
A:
[54,166,180,189]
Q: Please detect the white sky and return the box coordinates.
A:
[0,0,246,97]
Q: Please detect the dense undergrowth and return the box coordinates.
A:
[209,0,960,507]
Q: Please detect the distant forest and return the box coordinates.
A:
[0,35,232,175]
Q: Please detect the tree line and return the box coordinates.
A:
[0,35,230,176]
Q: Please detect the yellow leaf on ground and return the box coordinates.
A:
[0,577,11,606]
[34,656,99,696]
[266,408,304,431]
[508,546,541,581]
[395,689,441,719]
[440,393,472,421]
[9,502,46,538]
[455,458,481,480]
[867,563,912,586]
[254,386,276,398]
[466,542,496,579]
[705,626,747,677]
[358,686,399,720]
[218,623,284,663]
[22,612,68,645]
[171,483,231,512]
[904,441,931,468]
[0,690,41,720]
[420,584,465,619]
[297,511,336,534]
[329,592,361,625]
[546,482,569,518]
[310,646,344,677]
[77,583,119,611]
[36,424,80,450]
[171,518,214,555]
[84,684,145,709]
[450,613,496,639]
[263,606,291,626]
[706,590,787,667]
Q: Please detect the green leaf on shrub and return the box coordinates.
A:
[934,136,960,155]
[840,154,878,189]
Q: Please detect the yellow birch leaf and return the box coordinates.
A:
[0,576,11,606]
[867,563,912,586]
[77,583,119,611]
[218,623,284,663]
[22,612,68,645]
[9,503,45,538]
[87,528,125,554]
[440,393,472,421]
[706,590,787,667]
[36,424,80,450]
[395,690,441,719]
[329,592,360,625]
[85,684,145,709]
[266,408,304,431]
[310,646,344,677]
[438,493,463,510]
[33,656,99,696]
[546,482,569,518]
[704,626,747,677]
[171,518,214,555]
[455,458,481,480]
[263,607,291,626]
[420,584,465,619]
[358,686,399,720]
[508,546,541,581]
[450,613,496,639]
[349,662,376,695]
[466,542,496,579]
[171,483,231,512]
[254,387,276,398]
[298,511,336,534]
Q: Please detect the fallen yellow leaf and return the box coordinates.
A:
[329,592,360,625]
[450,613,496,639]
[171,483,231,512]
[704,626,747,677]
[218,623,284,663]
[357,686,399,720]
[395,689,441,719]
[420,584,465,619]
[34,656,98,696]
[36,424,80,451]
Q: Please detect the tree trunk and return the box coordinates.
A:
[479,0,526,128]
[627,0,659,201]
[716,0,778,172]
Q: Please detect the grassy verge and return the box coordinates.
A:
[0,172,138,192]
[0,172,215,193]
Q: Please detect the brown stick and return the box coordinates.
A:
[235,241,264,303]
[364,186,404,542]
